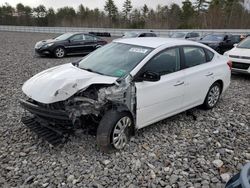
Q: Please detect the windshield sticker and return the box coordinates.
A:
[129,48,148,54]
[114,69,126,77]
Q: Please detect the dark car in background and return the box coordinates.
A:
[199,34,240,54]
[122,31,157,38]
[35,32,107,58]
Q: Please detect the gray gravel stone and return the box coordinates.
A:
[212,159,224,168]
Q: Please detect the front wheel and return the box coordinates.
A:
[54,47,65,58]
[203,82,222,109]
[96,110,133,151]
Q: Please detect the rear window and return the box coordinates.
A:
[183,47,206,68]
[204,48,215,62]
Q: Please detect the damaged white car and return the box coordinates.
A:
[20,38,231,150]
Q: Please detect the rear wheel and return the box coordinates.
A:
[96,110,133,151]
[54,47,65,58]
[203,82,222,109]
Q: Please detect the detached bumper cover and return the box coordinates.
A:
[19,99,69,121]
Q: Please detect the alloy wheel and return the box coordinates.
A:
[55,48,65,58]
[112,116,131,150]
[207,85,220,107]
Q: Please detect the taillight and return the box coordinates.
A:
[227,60,232,70]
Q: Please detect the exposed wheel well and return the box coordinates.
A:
[103,103,136,135]
[214,80,224,93]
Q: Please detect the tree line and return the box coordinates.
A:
[0,0,249,29]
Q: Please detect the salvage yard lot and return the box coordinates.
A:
[0,31,249,187]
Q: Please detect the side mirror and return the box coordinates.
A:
[139,71,161,82]
[233,43,238,47]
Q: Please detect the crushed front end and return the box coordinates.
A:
[20,76,136,146]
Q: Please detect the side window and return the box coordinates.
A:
[204,48,214,62]
[70,34,84,41]
[183,47,206,68]
[143,48,181,76]
[139,33,146,37]
[186,33,191,38]
[85,35,96,41]
[145,33,155,37]
[192,33,199,37]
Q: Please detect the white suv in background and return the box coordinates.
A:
[224,36,250,74]
[20,38,231,151]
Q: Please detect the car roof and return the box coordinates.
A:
[115,37,203,48]
[124,31,155,35]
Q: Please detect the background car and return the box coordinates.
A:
[199,34,238,54]
[35,32,107,58]
[122,31,157,38]
[170,32,201,41]
[20,38,231,151]
[224,36,250,74]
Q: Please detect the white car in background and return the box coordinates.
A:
[170,32,201,41]
[224,36,250,74]
[20,38,231,151]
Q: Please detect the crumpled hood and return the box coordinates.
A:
[22,63,117,104]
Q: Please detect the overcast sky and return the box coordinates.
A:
[3,0,188,10]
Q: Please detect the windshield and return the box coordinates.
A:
[171,32,186,38]
[123,32,139,38]
[237,37,250,49]
[55,33,74,40]
[78,42,153,77]
[202,35,224,41]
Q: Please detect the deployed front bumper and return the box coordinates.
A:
[19,99,73,145]
[19,99,69,121]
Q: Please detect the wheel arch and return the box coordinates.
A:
[214,79,224,93]
[103,102,136,134]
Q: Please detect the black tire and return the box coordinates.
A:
[202,82,222,109]
[54,47,65,58]
[96,110,133,152]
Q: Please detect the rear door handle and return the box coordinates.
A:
[174,81,184,86]
[205,72,214,77]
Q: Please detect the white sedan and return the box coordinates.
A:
[224,36,250,74]
[20,38,231,151]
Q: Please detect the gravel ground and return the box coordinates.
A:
[0,31,249,188]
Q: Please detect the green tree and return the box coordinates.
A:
[168,3,182,28]
[47,8,56,26]
[0,3,15,25]
[180,0,195,28]
[122,0,132,20]
[57,7,76,26]
[16,3,25,16]
[194,0,210,12]
[33,5,47,26]
[104,0,118,24]
[142,4,149,17]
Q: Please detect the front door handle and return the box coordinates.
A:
[174,81,184,86]
[205,72,214,77]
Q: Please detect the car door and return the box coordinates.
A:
[221,35,233,53]
[65,34,86,54]
[181,46,216,108]
[135,47,185,129]
[84,34,100,53]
